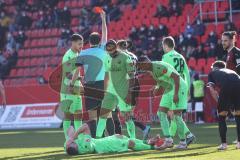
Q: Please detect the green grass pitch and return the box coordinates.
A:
[0,123,239,160]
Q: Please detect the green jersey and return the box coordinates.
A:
[152,61,186,90]
[61,49,82,94]
[104,50,134,98]
[162,50,190,90]
[75,134,95,154]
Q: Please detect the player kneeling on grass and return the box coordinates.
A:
[137,56,190,149]
[65,123,154,155]
[96,40,136,139]
[60,34,84,140]
[207,61,240,150]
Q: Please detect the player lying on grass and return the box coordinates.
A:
[65,123,155,155]
[207,61,240,150]
[96,39,136,139]
[137,56,191,149]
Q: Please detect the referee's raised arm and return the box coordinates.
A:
[101,11,107,45]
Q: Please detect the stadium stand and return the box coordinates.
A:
[0,0,239,88]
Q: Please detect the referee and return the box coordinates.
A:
[207,61,240,150]
[75,11,114,138]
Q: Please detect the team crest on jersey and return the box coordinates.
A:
[162,69,167,74]
[118,60,121,64]
[86,139,90,142]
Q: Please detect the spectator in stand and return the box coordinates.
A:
[60,7,71,27]
[193,19,205,36]
[0,24,6,50]
[6,49,18,68]
[184,24,194,37]
[129,27,138,41]
[193,44,207,59]
[224,19,236,31]
[154,4,169,17]
[207,43,216,57]
[6,32,15,51]
[35,11,45,28]
[186,45,195,59]
[206,31,218,46]
[169,1,182,16]
[176,33,186,48]
[15,30,27,50]
[57,28,73,53]
[185,33,198,48]
[156,24,168,38]
[0,0,6,11]
[16,11,32,30]
[147,25,156,37]
[0,12,11,28]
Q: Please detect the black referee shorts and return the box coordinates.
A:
[84,81,104,111]
[218,83,240,113]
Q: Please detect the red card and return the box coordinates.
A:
[93,7,103,14]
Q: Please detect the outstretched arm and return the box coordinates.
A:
[101,11,107,44]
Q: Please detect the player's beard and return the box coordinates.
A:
[110,51,118,58]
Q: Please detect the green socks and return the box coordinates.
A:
[96,118,107,138]
[74,120,82,130]
[157,111,170,137]
[63,120,71,140]
[131,139,151,151]
[170,115,191,138]
[126,120,136,138]
[175,115,187,140]
[169,118,177,137]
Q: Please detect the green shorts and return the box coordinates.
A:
[93,135,129,153]
[159,81,188,110]
[101,93,132,112]
[60,93,82,113]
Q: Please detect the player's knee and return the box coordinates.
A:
[158,107,168,113]
[173,110,183,116]
[99,108,111,118]
[65,113,73,121]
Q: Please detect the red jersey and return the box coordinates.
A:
[226,47,240,74]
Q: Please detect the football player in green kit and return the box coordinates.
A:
[137,56,190,149]
[60,34,84,140]
[161,36,195,146]
[65,123,153,155]
[96,39,136,139]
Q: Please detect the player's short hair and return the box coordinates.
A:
[105,39,117,51]
[89,32,101,45]
[222,31,237,39]
[162,36,175,49]
[66,146,78,155]
[117,40,128,49]
[71,34,83,42]
[211,60,226,69]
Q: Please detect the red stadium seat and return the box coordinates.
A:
[188,58,197,69]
